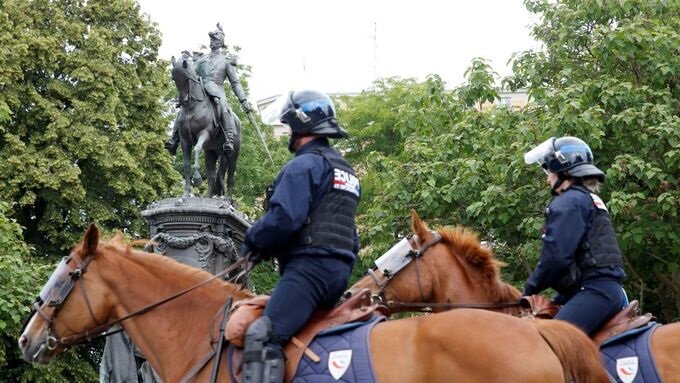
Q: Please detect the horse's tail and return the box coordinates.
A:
[531,319,609,383]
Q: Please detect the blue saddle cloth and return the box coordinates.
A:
[292,315,385,383]
[600,323,662,383]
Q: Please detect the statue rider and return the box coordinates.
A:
[165,23,251,155]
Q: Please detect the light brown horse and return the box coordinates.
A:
[350,210,680,382]
[18,224,609,383]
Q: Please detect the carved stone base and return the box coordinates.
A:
[141,197,250,275]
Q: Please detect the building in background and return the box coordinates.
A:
[483,88,529,110]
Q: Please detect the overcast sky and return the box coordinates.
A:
[137,0,541,102]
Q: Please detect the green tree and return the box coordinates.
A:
[341,0,680,321]
[506,0,680,319]
[0,0,180,257]
[0,202,99,382]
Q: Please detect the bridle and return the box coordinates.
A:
[173,57,205,108]
[366,231,442,307]
[25,253,98,355]
[178,73,205,107]
[23,249,250,357]
[366,231,521,313]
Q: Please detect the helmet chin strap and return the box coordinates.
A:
[287,134,298,153]
[551,173,568,196]
[287,133,310,153]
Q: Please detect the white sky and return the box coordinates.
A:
[137,0,541,102]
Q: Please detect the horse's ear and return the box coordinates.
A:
[410,209,431,239]
[171,56,176,66]
[183,59,187,69]
[83,223,99,257]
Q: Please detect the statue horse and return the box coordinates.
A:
[171,53,240,199]
[349,210,680,382]
[18,224,610,383]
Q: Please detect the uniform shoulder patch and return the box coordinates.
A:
[333,168,360,197]
[589,193,608,212]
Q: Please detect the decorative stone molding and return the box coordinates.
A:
[141,196,250,276]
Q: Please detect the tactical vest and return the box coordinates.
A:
[572,186,624,273]
[289,147,359,253]
[555,186,624,292]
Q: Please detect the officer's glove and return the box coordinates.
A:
[243,251,272,268]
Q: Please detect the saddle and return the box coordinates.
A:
[520,296,654,345]
[226,289,382,383]
[592,300,653,346]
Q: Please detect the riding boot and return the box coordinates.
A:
[243,316,285,383]
[164,128,180,155]
[220,109,235,155]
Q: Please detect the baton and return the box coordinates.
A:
[245,111,274,163]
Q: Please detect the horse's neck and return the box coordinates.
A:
[443,252,522,306]
[176,76,206,110]
[101,250,245,381]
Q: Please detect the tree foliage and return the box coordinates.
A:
[0,0,180,257]
[508,0,680,319]
[0,202,99,382]
[341,0,680,320]
[1,0,679,380]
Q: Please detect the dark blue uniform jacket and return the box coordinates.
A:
[524,186,625,296]
[243,138,359,265]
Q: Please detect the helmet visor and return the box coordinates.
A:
[260,93,292,125]
[524,137,556,165]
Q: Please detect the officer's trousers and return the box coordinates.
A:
[555,278,627,336]
[263,255,352,345]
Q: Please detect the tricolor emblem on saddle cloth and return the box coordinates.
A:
[328,349,352,380]
[616,356,639,383]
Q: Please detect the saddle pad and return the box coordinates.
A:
[600,323,662,383]
[292,315,385,383]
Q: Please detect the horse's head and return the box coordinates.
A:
[348,210,518,313]
[171,52,200,104]
[347,210,443,310]
[18,224,114,364]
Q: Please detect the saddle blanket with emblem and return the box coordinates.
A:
[292,315,385,383]
[600,323,662,383]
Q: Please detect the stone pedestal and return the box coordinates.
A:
[141,197,250,275]
[100,197,252,383]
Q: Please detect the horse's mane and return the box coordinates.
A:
[437,226,502,281]
[97,233,253,299]
[436,226,521,301]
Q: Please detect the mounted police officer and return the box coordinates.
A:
[165,23,250,155]
[523,136,627,336]
[240,90,360,383]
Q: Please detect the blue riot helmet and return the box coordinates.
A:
[261,90,348,151]
[524,136,605,181]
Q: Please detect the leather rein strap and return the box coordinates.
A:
[387,301,521,311]
[57,256,249,346]
[376,231,521,313]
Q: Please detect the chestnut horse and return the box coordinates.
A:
[18,224,609,383]
[350,210,680,382]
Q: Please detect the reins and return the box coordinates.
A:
[370,230,522,314]
[56,256,249,347]
[386,301,521,311]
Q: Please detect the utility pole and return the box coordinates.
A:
[371,21,378,90]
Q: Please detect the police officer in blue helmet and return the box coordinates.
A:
[241,90,360,383]
[523,136,627,336]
